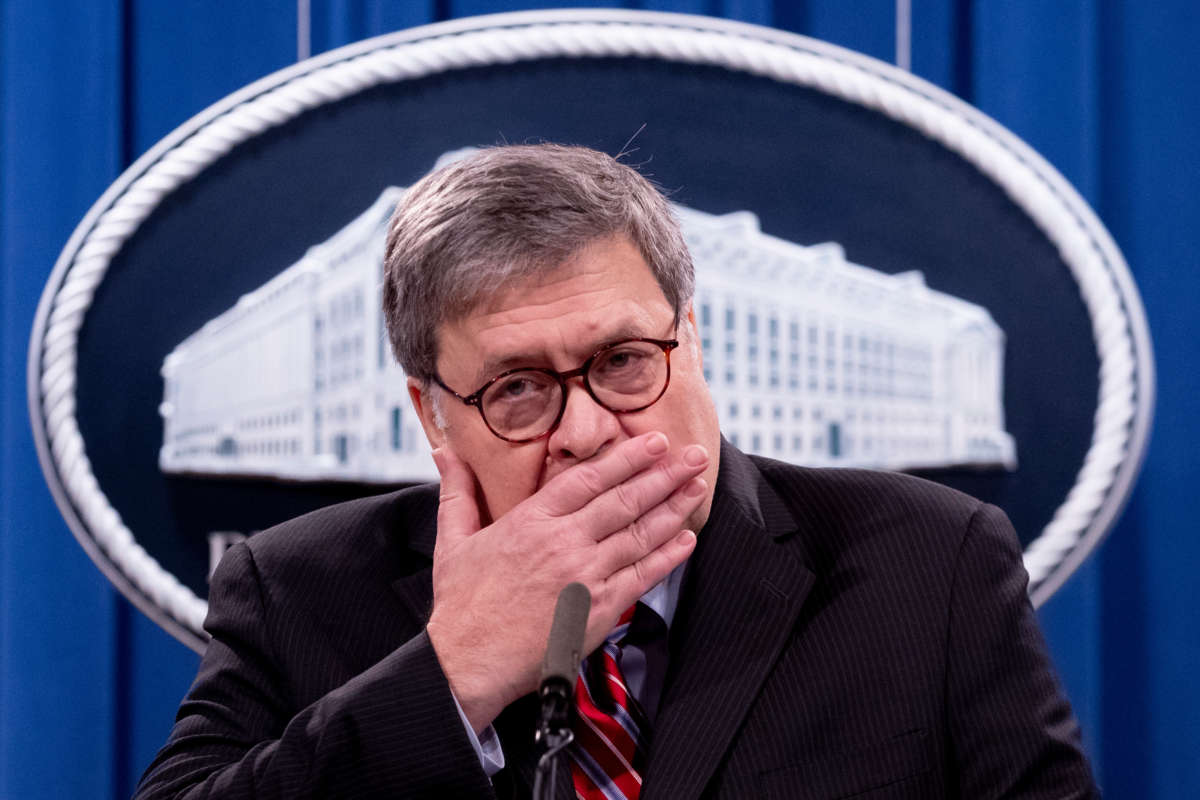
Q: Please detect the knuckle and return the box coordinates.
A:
[613,481,640,518]
[627,517,652,553]
[591,582,612,613]
[666,487,692,516]
[655,457,682,488]
[564,548,594,577]
[573,463,605,499]
[620,442,644,472]
[650,456,672,480]
[525,495,556,522]
[631,559,648,588]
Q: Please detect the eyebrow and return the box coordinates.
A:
[471,323,651,387]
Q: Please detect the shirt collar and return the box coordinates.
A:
[639,560,687,630]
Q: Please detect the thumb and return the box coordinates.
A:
[432,446,482,544]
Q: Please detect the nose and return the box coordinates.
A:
[546,380,621,464]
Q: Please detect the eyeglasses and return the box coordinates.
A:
[433,337,680,443]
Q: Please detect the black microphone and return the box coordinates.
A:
[533,582,590,800]
[541,582,590,688]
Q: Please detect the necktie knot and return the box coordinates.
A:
[606,604,637,647]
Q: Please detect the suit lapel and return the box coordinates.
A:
[642,442,815,800]
[387,491,437,625]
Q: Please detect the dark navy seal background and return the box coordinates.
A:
[77,57,1098,599]
[1,3,1196,799]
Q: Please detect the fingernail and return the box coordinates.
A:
[683,444,708,467]
[677,530,696,546]
[686,477,707,497]
[645,432,669,455]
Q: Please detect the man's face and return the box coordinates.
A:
[409,234,721,531]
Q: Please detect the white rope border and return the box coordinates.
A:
[32,12,1149,641]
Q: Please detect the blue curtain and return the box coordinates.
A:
[1,1,1196,797]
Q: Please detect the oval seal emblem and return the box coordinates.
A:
[28,9,1154,651]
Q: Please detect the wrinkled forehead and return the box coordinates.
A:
[433,238,676,384]
[443,233,661,322]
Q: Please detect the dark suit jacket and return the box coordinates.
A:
[135,441,1097,799]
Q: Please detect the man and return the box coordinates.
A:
[136,144,1097,798]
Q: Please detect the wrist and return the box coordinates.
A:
[426,618,510,733]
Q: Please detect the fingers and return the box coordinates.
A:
[536,431,673,516]
[605,529,697,610]
[433,446,482,544]
[596,475,707,572]
[575,442,709,541]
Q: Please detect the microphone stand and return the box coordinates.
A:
[534,583,589,800]
[532,675,574,800]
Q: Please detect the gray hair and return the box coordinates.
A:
[383,144,695,383]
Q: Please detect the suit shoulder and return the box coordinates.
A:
[755,456,980,511]
[750,455,990,556]
[243,483,439,577]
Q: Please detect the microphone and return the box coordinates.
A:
[540,582,591,699]
[533,582,590,799]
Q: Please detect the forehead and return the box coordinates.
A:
[437,236,674,382]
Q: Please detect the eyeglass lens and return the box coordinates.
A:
[480,340,670,440]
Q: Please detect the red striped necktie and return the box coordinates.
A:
[569,605,650,800]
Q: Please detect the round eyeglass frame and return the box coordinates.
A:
[433,337,680,443]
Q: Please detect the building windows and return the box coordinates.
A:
[159,190,1011,484]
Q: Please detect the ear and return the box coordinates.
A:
[684,302,702,369]
[408,376,446,450]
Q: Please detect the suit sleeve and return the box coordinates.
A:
[133,542,496,800]
[945,503,1100,799]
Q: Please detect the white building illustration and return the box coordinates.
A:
[159,188,1015,484]
[683,207,1014,472]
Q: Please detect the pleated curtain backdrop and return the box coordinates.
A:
[1,2,1196,797]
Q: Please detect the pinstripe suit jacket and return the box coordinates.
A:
[135,440,1097,799]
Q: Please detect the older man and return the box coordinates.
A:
[136,145,1097,799]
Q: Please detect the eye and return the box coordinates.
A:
[484,370,557,407]
[498,376,537,398]
[599,348,644,371]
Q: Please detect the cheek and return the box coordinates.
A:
[660,370,720,444]
[468,444,548,523]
